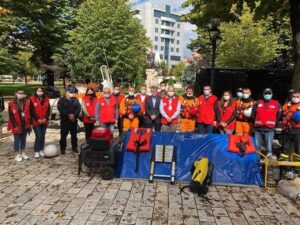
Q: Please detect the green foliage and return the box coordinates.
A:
[17,51,39,82]
[159,61,170,77]
[0,48,17,75]
[170,61,185,79]
[68,0,150,81]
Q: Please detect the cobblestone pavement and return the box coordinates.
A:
[0,128,299,225]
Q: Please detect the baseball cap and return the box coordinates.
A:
[65,86,75,93]
[263,88,273,95]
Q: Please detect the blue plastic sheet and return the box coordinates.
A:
[116,131,263,186]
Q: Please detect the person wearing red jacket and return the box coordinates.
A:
[81,88,98,141]
[7,89,31,162]
[197,85,218,134]
[113,84,125,136]
[29,87,51,158]
[95,87,117,135]
[136,84,148,127]
[215,90,236,134]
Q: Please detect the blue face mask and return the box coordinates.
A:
[264,94,272,101]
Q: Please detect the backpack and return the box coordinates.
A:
[180,157,213,199]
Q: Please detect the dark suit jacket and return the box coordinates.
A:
[144,95,161,123]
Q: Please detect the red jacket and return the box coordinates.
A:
[197,94,218,125]
[161,96,179,125]
[217,102,236,130]
[7,99,31,134]
[29,96,50,126]
[82,96,98,124]
[254,99,279,128]
[98,96,116,123]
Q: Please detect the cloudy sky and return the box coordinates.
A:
[132,0,198,57]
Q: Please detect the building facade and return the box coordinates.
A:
[131,2,184,68]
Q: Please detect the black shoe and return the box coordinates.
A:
[72,148,78,153]
[61,150,66,155]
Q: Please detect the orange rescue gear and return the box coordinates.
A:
[282,102,300,129]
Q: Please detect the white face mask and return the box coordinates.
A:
[223,95,230,101]
[243,93,250,99]
[141,89,147,94]
[69,93,74,98]
[87,91,94,95]
[37,92,44,96]
[168,91,175,97]
[128,91,135,96]
[292,97,300,104]
[104,93,110,98]
[16,94,25,100]
[186,93,193,97]
[160,86,166,91]
[237,92,243,98]
[114,89,120,94]
[203,90,211,96]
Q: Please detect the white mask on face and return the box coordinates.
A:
[141,89,147,94]
[186,93,193,97]
[104,93,110,98]
[37,92,44,96]
[128,91,135,96]
[223,95,230,101]
[237,92,243,98]
[69,93,74,98]
[203,90,211,96]
[114,89,120,94]
[16,94,25,100]
[243,93,250,99]
[291,97,300,104]
[160,86,166,91]
[168,91,175,97]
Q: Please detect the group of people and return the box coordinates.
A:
[7,80,300,162]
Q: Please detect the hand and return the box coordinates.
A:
[167,117,172,123]
[213,121,217,127]
[68,114,75,121]
[42,119,47,124]
[90,116,95,121]
[128,114,134,120]
[95,121,100,126]
[38,119,43,124]
[15,127,20,131]
[151,115,156,120]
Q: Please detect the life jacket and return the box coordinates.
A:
[197,95,217,125]
[98,95,116,123]
[236,99,254,121]
[113,93,125,118]
[121,97,143,117]
[126,128,152,152]
[228,135,256,156]
[136,94,148,104]
[82,96,98,124]
[217,101,236,130]
[254,99,279,128]
[282,102,300,129]
[7,99,31,134]
[180,95,198,119]
[29,95,50,126]
[161,96,179,125]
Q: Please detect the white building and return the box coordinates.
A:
[130,1,184,68]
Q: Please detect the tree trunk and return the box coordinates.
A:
[289,0,300,89]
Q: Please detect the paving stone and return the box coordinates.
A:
[138,206,154,219]
[198,209,215,222]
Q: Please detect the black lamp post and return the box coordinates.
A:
[208,18,221,89]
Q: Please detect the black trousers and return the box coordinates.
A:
[84,123,94,141]
[281,130,300,154]
[117,118,123,136]
[60,119,78,151]
[144,118,161,131]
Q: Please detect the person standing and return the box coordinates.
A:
[233,88,243,106]
[7,89,31,162]
[144,85,162,131]
[235,88,255,135]
[119,87,143,132]
[29,87,51,158]
[281,90,300,157]
[252,88,282,159]
[81,88,97,141]
[136,84,148,128]
[113,84,125,136]
[158,81,167,97]
[215,90,236,134]
[197,85,218,134]
[95,87,116,135]
[57,86,81,154]
[179,86,199,132]
[160,86,181,132]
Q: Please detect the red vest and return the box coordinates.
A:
[7,100,31,134]
[126,128,152,152]
[228,135,256,156]
[98,96,116,123]
[282,102,300,129]
[29,96,50,126]
[254,99,279,128]
[161,96,179,125]
[136,94,147,112]
[197,95,217,125]
[82,96,98,124]
[218,102,236,130]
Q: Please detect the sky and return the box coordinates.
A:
[131,0,198,57]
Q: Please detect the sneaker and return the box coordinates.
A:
[15,154,22,162]
[61,150,66,155]
[35,152,40,158]
[72,148,79,153]
[39,151,44,157]
[22,152,29,160]
[267,153,277,161]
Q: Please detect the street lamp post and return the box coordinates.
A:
[208,18,221,89]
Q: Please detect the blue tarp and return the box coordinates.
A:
[116,131,263,186]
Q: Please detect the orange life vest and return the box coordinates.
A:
[282,102,300,129]
[7,99,31,134]
[126,128,152,152]
[236,99,254,121]
[161,96,179,125]
[197,94,217,125]
[228,135,256,156]
[29,96,50,126]
[254,99,279,128]
[180,96,198,119]
[98,96,116,123]
[217,102,236,130]
[82,96,98,124]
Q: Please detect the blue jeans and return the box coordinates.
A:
[33,125,47,152]
[14,127,27,152]
[254,130,274,154]
[198,124,214,134]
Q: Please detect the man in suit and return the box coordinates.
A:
[144,85,162,131]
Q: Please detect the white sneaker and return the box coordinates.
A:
[15,154,22,162]
[22,152,29,160]
[267,153,277,161]
[35,152,40,158]
[39,151,44,157]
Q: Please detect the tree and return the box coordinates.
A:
[216,6,282,68]
[170,61,186,81]
[182,0,300,89]
[68,0,149,82]
[159,61,170,77]
[17,51,39,84]
[0,48,17,75]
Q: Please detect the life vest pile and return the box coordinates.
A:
[228,134,256,157]
[126,128,152,152]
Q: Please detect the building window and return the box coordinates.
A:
[165,21,170,26]
[177,40,180,45]
[161,46,164,51]
[177,32,180,36]
[165,30,170,35]
[161,38,164,42]
[155,19,159,24]
[154,45,158,50]
[177,24,180,28]
[155,36,158,41]
[171,47,174,52]
[171,39,174,44]
[160,54,163,59]
[176,48,179,53]
[155,28,158,33]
